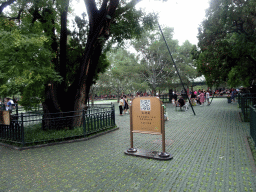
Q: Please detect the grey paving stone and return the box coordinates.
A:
[0,98,256,191]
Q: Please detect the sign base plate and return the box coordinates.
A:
[124,148,173,161]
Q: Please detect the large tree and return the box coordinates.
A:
[96,48,149,99]
[133,27,197,94]
[195,0,256,88]
[0,0,158,128]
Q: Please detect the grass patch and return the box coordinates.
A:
[24,123,85,142]
[247,136,256,166]
[1,122,117,147]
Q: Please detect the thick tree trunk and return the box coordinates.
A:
[42,1,74,130]
[73,0,119,112]
[42,0,119,130]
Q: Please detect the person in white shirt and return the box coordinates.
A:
[6,98,13,111]
[206,91,210,105]
[119,97,124,115]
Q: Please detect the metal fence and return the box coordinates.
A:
[159,94,190,103]
[250,106,256,148]
[240,94,256,122]
[0,104,115,147]
[0,104,5,110]
[0,103,43,114]
[159,94,170,103]
[238,93,241,108]
[238,93,256,108]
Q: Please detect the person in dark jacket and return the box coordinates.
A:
[177,96,185,110]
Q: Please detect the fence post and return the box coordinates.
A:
[250,106,256,148]
[111,103,115,126]
[238,93,241,108]
[241,97,245,120]
[102,112,104,129]
[21,113,25,147]
[16,104,18,115]
[83,109,86,137]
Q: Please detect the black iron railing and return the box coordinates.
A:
[159,95,170,103]
[238,93,241,108]
[0,104,115,147]
[250,106,256,148]
[238,93,256,107]
[159,94,190,103]
[240,94,256,122]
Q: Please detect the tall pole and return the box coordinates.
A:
[158,23,196,115]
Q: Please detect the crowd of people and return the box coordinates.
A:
[115,88,239,115]
[171,89,210,110]
[171,88,238,109]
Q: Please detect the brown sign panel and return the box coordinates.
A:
[0,111,10,125]
[131,97,163,135]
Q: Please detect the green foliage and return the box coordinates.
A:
[95,48,143,97]
[0,22,62,107]
[132,27,198,92]
[0,0,159,110]
[110,4,157,46]
[95,27,198,96]
[0,0,62,108]
[20,122,116,146]
[196,0,256,87]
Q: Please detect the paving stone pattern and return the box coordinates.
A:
[0,98,256,191]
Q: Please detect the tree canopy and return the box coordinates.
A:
[0,0,158,112]
[95,48,145,99]
[133,27,198,93]
[95,26,198,98]
[195,0,256,88]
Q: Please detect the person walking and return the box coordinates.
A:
[119,97,124,115]
[123,95,129,114]
[231,88,236,103]
[6,98,13,111]
[191,91,196,106]
[196,90,201,105]
[127,99,132,114]
[206,90,210,105]
[199,91,205,106]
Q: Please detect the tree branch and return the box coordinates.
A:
[114,0,141,17]
[100,0,109,12]
[0,7,23,20]
[10,7,23,20]
[59,0,69,83]
[84,0,98,23]
[108,0,120,17]
[0,0,16,15]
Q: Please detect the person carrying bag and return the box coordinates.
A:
[119,97,124,115]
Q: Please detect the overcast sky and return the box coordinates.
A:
[70,0,210,46]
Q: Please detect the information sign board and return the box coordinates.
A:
[131,97,163,135]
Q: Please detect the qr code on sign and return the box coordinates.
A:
[140,100,151,111]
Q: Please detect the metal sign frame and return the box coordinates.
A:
[125,97,173,160]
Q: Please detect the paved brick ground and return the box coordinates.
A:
[1,98,256,191]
